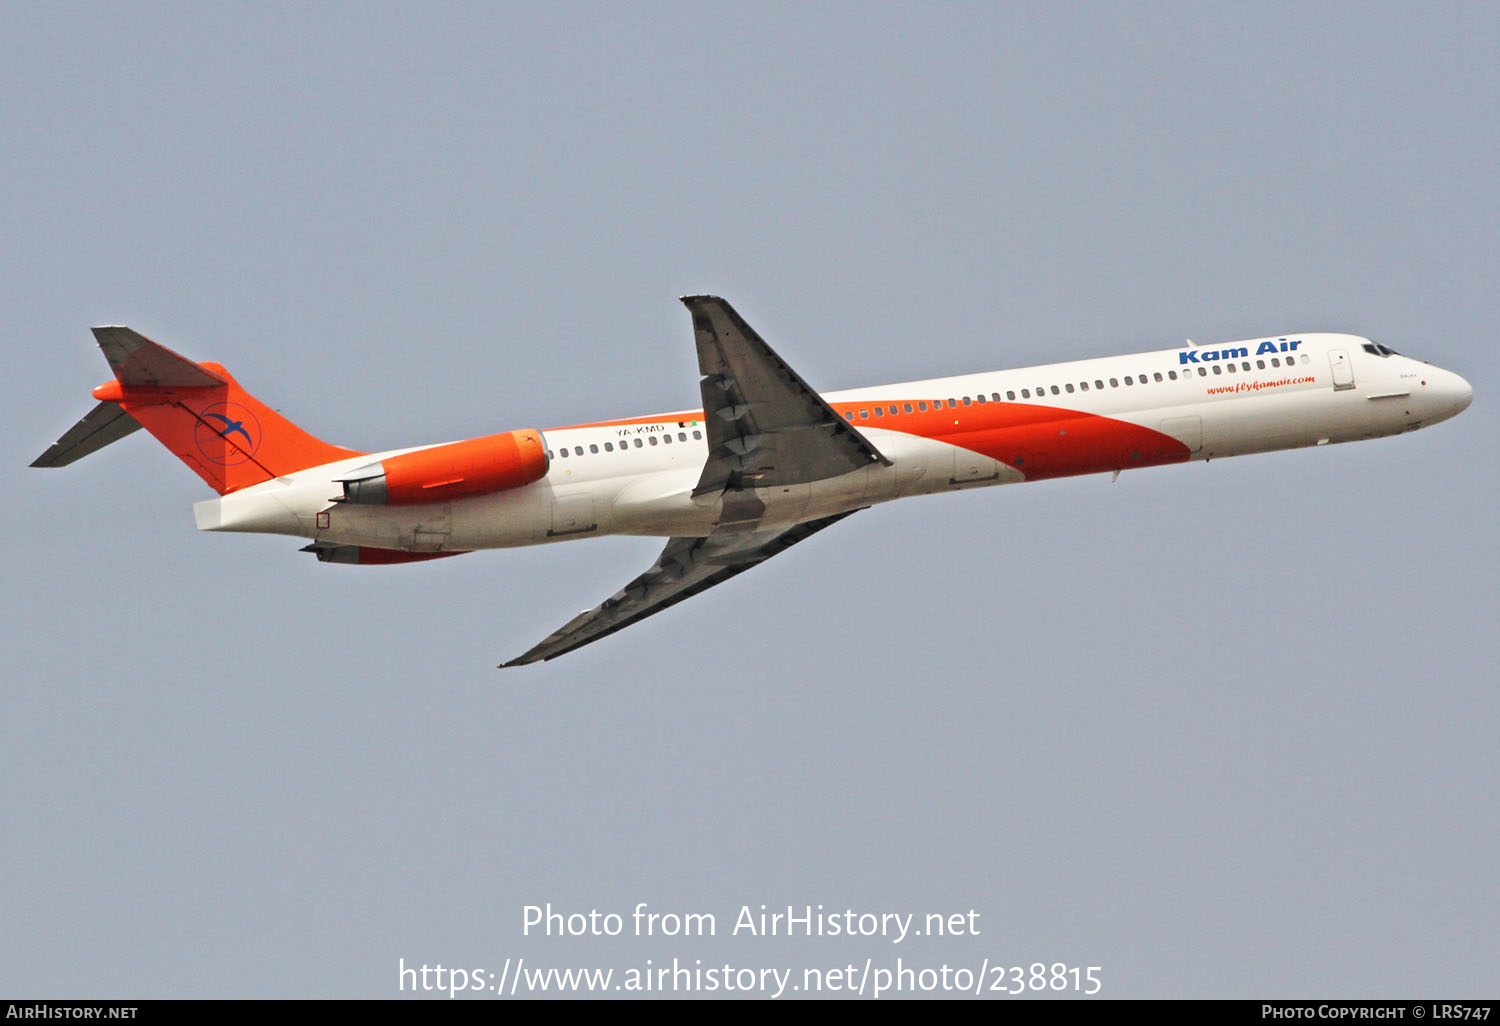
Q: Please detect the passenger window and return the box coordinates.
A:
[545,450,553,459]
[1095,380,1104,389]
[1272,357,1280,367]
[1197,367,1207,376]
[604,442,614,452]
[1212,365,1223,375]
[558,448,568,458]
[991,393,1000,402]
[962,397,971,406]
[1080,381,1089,391]
[976,395,986,404]
[889,405,898,415]
[1227,363,1236,373]
[904,403,914,413]
[1050,385,1060,395]
[1110,378,1119,387]
[1006,391,1016,400]
[678,432,687,441]
[692,430,702,440]
[1124,376,1133,385]
[1021,388,1031,398]
[1065,383,1075,393]
[1168,371,1177,380]
[860,410,869,419]
[947,399,957,408]
[918,401,928,411]
[874,407,883,417]
[634,438,644,447]
[1257,359,1265,369]
[589,444,599,454]
[662,434,672,444]
[1300,354,1310,364]
[1154,372,1163,382]
[844,411,853,421]
[649,436,658,445]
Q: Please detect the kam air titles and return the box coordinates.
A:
[1179,339,1303,364]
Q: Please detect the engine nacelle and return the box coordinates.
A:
[337,428,548,505]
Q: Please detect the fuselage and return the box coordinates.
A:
[194,332,1473,552]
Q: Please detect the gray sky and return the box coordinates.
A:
[3,1,1496,999]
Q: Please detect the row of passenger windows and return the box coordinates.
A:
[839,355,1311,420]
[552,350,1318,454]
[548,428,704,460]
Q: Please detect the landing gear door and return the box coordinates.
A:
[1329,349,1355,391]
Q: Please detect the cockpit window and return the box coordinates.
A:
[1362,342,1401,357]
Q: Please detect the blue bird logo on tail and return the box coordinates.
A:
[193,401,261,466]
[201,411,253,445]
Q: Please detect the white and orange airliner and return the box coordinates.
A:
[34,296,1472,665]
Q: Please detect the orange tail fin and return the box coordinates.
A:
[52,326,364,493]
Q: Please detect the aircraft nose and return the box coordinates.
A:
[1425,366,1472,422]
[1451,371,1474,414]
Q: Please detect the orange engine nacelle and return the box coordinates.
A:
[337,429,549,505]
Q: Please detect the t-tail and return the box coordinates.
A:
[31,326,363,492]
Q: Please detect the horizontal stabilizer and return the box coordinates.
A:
[92,326,225,388]
[30,401,143,467]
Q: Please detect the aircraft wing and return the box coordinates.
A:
[503,297,879,666]
[31,401,143,468]
[500,510,857,667]
[684,295,887,514]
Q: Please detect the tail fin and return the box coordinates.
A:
[33,326,364,493]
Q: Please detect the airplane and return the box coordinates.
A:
[32,296,1472,666]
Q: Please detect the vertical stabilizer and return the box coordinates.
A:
[33,326,365,493]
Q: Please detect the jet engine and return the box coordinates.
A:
[336,428,548,505]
